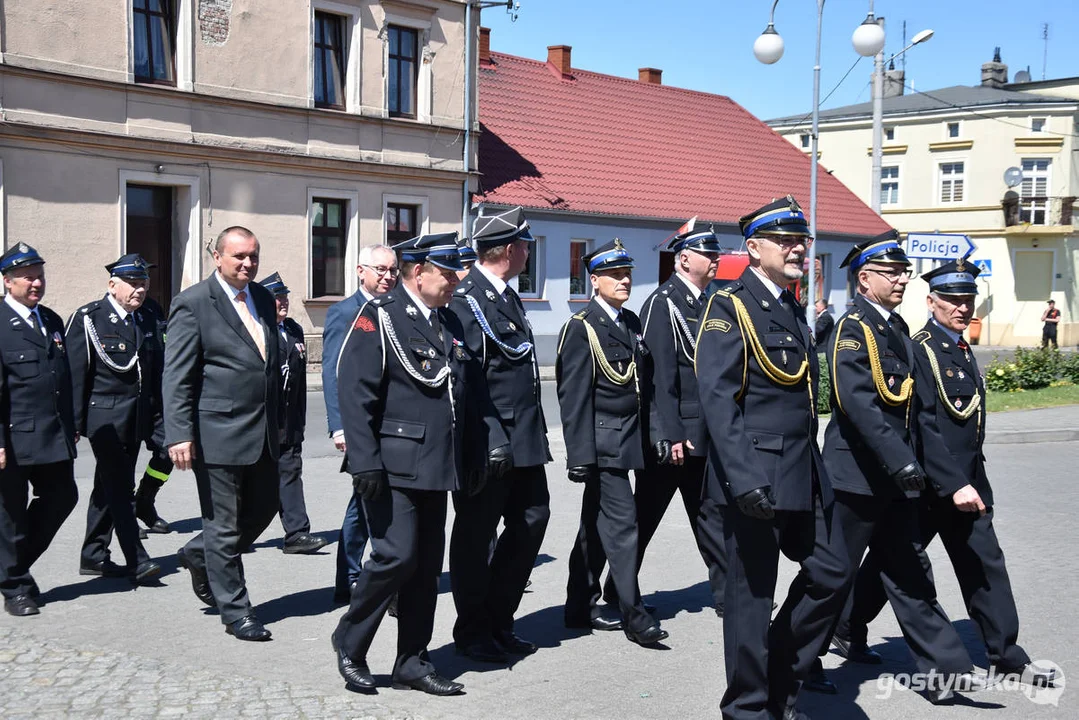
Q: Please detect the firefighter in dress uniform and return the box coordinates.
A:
[68,253,163,584]
[557,239,671,647]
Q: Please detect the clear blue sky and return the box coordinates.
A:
[480,0,1079,121]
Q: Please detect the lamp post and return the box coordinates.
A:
[755,0,884,325]
[870,28,934,213]
[462,1,520,234]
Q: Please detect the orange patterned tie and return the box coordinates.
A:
[234,290,266,361]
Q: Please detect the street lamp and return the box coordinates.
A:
[462,1,521,233]
[754,0,883,324]
[870,27,934,213]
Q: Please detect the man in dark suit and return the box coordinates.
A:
[696,197,849,720]
[134,296,174,535]
[835,258,1056,688]
[813,299,834,348]
[332,232,492,696]
[0,243,79,617]
[164,226,281,642]
[601,223,726,616]
[557,239,670,647]
[323,244,397,602]
[824,233,988,703]
[259,272,325,555]
[68,253,163,583]
[448,207,550,663]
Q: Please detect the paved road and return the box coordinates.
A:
[1,398,1076,718]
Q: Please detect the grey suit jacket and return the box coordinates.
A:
[162,274,280,465]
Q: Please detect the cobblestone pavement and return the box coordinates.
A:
[0,396,1076,719]
[0,626,404,720]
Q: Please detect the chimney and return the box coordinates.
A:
[981,47,1008,88]
[638,67,662,85]
[547,45,572,77]
[883,59,904,98]
[478,27,491,65]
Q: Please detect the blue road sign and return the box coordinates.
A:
[905,233,977,260]
[972,259,992,277]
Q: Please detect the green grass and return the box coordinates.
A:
[986,383,1079,413]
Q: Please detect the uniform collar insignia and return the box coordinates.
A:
[485,289,497,301]
[405,305,418,318]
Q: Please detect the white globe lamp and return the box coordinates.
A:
[753,25,785,65]
[851,16,885,57]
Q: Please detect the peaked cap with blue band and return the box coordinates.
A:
[669,223,722,254]
[739,195,811,240]
[585,238,634,274]
[259,271,290,296]
[0,242,45,273]
[105,253,153,280]
[840,229,910,270]
[921,257,980,296]
[472,206,535,249]
[456,238,478,265]
[393,231,464,271]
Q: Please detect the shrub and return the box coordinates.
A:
[985,347,1066,391]
[817,353,832,416]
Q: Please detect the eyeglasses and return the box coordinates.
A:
[758,234,813,249]
[363,264,399,277]
[866,267,914,282]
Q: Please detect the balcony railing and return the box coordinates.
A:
[1002,195,1076,227]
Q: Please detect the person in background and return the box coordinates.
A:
[814,298,834,349]
[260,272,326,555]
[1040,299,1060,349]
[323,244,397,603]
[0,243,78,617]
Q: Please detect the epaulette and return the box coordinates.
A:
[712,280,742,298]
[912,329,931,343]
[847,310,863,320]
[78,300,102,314]
[368,295,393,307]
[572,308,589,320]
[454,279,476,296]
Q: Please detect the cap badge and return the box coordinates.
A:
[956,257,966,272]
[18,243,29,253]
[614,238,625,251]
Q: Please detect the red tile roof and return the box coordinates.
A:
[477,52,891,238]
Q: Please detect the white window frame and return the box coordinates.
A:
[880,164,900,206]
[569,238,593,298]
[382,193,429,248]
[1031,116,1047,133]
[310,1,362,113]
[381,10,433,123]
[127,0,194,91]
[118,170,202,291]
[937,160,967,205]
[945,120,961,139]
[1019,157,1052,225]
[308,188,360,297]
[799,134,810,149]
[514,235,546,300]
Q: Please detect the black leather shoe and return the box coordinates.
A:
[456,638,509,663]
[590,614,623,631]
[80,559,127,577]
[333,580,358,605]
[331,632,375,690]
[802,658,837,695]
[139,528,149,539]
[625,623,669,647]
[832,635,883,664]
[131,560,161,584]
[392,672,464,696]
[283,533,328,555]
[998,662,1058,688]
[494,630,537,655]
[145,518,170,534]
[225,615,272,641]
[4,594,39,617]
[176,548,216,608]
[714,605,724,618]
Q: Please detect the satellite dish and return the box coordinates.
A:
[1004,166,1024,188]
[1014,69,1032,83]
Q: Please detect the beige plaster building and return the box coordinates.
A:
[0,0,478,355]
[768,52,1079,347]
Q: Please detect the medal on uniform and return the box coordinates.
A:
[958,370,965,379]
[946,368,954,378]
[618,360,624,373]
[781,349,788,365]
[455,346,466,359]
[406,305,417,318]
[955,398,963,409]
[421,359,432,371]
[427,348,436,358]
[509,322,516,332]
[52,332,63,349]
[888,376,895,388]
[118,342,126,351]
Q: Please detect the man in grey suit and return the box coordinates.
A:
[164,226,281,642]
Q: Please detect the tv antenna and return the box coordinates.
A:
[1042,22,1049,80]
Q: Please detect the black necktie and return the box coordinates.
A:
[27,311,40,332]
[781,290,805,322]
[430,308,442,338]
[889,312,909,336]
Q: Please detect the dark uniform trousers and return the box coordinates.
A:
[557,300,657,634]
[697,272,849,720]
[448,269,551,645]
[602,277,726,610]
[333,286,487,680]
[825,297,973,676]
[69,300,162,570]
[839,321,1029,670]
[276,318,311,542]
[0,301,79,599]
